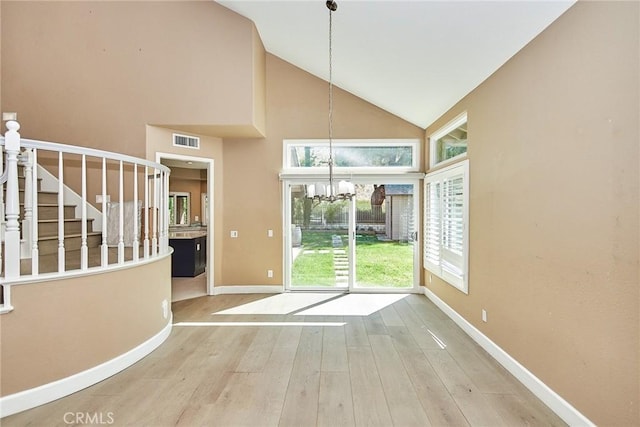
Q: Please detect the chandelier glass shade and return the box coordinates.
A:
[306,179,355,202]
[306,0,355,203]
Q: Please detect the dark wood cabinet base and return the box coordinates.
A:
[170,236,206,277]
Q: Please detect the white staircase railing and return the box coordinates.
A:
[0,121,171,313]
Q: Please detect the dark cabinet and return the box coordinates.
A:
[170,236,206,277]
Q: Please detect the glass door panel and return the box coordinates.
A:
[289,184,350,290]
[354,183,416,289]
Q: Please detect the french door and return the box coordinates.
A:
[284,180,419,292]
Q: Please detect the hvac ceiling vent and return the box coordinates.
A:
[173,133,200,149]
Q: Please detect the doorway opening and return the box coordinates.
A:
[156,152,214,299]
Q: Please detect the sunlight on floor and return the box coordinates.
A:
[211,292,410,316]
[174,321,346,327]
[212,292,342,315]
[295,293,409,316]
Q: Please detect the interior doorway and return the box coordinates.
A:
[156,152,214,297]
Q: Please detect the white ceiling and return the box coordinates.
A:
[216,0,575,129]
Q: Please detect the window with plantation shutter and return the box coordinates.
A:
[424,160,469,293]
[424,180,441,268]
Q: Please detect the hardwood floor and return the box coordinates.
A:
[2,293,566,426]
[172,274,207,302]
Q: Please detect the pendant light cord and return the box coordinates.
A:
[328,5,335,194]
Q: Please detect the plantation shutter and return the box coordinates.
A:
[441,173,464,278]
[424,180,441,271]
[424,160,469,293]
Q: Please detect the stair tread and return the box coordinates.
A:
[25,203,76,207]
[37,232,103,241]
[38,218,95,223]
[15,189,57,194]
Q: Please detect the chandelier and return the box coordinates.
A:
[306,0,355,203]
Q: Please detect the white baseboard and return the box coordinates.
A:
[422,287,594,427]
[0,316,173,418]
[212,285,283,295]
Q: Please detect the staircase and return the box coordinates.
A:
[14,166,103,274]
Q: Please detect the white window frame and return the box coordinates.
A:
[282,139,421,174]
[424,159,469,293]
[429,112,467,169]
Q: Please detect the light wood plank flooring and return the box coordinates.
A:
[2,293,566,427]
[172,274,207,302]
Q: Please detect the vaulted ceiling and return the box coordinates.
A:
[216,0,576,129]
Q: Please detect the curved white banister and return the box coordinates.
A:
[19,138,170,173]
[0,123,171,313]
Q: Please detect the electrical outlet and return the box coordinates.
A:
[268,229,273,237]
[230,230,238,238]
[162,299,169,320]
[267,269,273,278]
[482,309,487,322]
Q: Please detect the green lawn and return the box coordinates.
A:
[291,230,413,288]
[291,230,347,286]
[355,234,413,288]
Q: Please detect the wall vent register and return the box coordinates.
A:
[173,133,200,149]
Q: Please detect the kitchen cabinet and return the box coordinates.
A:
[169,232,206,277]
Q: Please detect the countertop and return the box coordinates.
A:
[169,229,207,239]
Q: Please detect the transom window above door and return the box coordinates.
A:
[429,113,468,168]
[283,139,421,173]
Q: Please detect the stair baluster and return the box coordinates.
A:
[31,148,39,275]
[81,154,88,270]
[20,148,33,259]
[57,152,65,272]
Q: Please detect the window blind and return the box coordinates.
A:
[424,160,469,293]
[424,180,441,269]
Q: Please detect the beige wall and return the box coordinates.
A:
[220,54,424,286]
[169,168,207,223]
[1,1,264,156]
[252,26,267,135]
[0,256,172,396]
[424,2,639,425]
[0,1,3,113]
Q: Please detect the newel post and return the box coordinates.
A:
[4,120,22,278]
